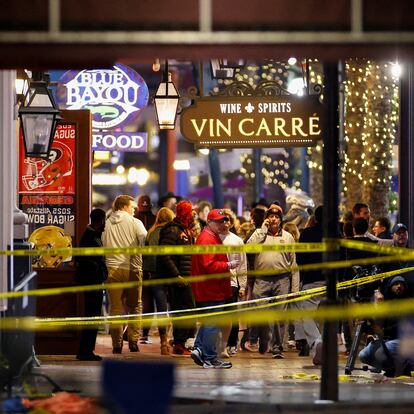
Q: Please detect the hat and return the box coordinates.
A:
[265,204,284,219]
[207,209,227,221]
[158,192,177,208]
[389,276,407,286]
[138,195,152,210]
[392,223,408,234]
[175,200,193,228]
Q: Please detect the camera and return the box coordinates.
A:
[351,265,379,302]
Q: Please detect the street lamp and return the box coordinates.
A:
[15,69,30,104]
[18,75,60,158]
[154,61,180,130]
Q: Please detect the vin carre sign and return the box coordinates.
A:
[180,96,324,148]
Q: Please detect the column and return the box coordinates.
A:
[0,71,15,311]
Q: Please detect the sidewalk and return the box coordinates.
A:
[33,332,414,408]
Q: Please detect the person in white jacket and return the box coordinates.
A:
[219,209,248,357]
[102,195,147,354]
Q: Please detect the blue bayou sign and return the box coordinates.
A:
[56,64,149,130]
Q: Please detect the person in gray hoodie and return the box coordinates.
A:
[102,195,147,354]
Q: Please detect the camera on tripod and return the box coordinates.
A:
[344,264,381,375]
[350,265,379,303]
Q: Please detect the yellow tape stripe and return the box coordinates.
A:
[338,238,410,256]
[0,253,411,300]
[1,266,411,331]
[3,237,412,257]
[2,295,414,331]
[0,242,330,257]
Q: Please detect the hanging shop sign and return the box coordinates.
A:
[56,64,149,129]
[92,132,147,152]
[180,96,324,148]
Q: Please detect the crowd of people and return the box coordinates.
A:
[75,195,414,375]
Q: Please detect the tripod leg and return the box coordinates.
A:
[32,346,41,368]
[344,321,364,375]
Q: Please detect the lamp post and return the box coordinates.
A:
[18,74,60,158]
[154,61,180,130]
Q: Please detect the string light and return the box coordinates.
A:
[342,59,398,214]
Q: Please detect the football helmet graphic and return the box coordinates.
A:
[28,225,72,268]
[22,141,73,191]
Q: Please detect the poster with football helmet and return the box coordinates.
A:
[19,123,76,268]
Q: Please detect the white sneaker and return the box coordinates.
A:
[244,342,259,352]
[228,346,238,356]
[185,337,195,349]
[287,340,296,349]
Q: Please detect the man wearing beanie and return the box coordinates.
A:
[246,204,299,359]
[158,200,196,355]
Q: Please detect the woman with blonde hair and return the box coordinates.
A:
[143,207,175,355]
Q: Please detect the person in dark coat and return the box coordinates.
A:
[134,194,157,344]
[158,200,195,355]
[293,206,326,363]
[76,208,108,361]
[379,223,414,293]
[372,217,392,240]
[359,275,413,377]
[135,194,156,230]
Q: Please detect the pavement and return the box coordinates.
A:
[22,332,414,412]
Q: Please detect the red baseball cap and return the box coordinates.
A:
[207,209,227,221]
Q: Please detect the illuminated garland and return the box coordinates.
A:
[342,59,399,216]
[228,61,293,199]
[305,60,324,206]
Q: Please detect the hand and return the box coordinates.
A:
[228,259,240,270]
[261,219,270,231]
[239,288,246,299]
[177,275,188,286]
[374,289,384,303]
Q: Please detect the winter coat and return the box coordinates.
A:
[220,231,247,290]
[76,226,108,285]
[158,218,193,278]
[191,227,232,302]
[143,226,162,275]
[102,210,147,272]
[246,227,299,289]
[296,222,324,285]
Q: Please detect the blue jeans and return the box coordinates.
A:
[359,339,414,374]
[194,300,225,361]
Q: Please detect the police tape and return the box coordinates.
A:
[1,237,412,258]
[0,252,410,300]
[0,242,331,257]
[1,265,413,331]
[1,293,414,332]
[338,238,409,255]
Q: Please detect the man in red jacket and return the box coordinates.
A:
[190,209,239,369]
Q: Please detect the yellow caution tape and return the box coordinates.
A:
[0,251,411,300]
[2,236,412,257]
[2,280,414,331]
[284,373,320,380]
[339,238,409,256]
[0,242,330,257]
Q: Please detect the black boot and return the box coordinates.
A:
[297,340,310,356]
